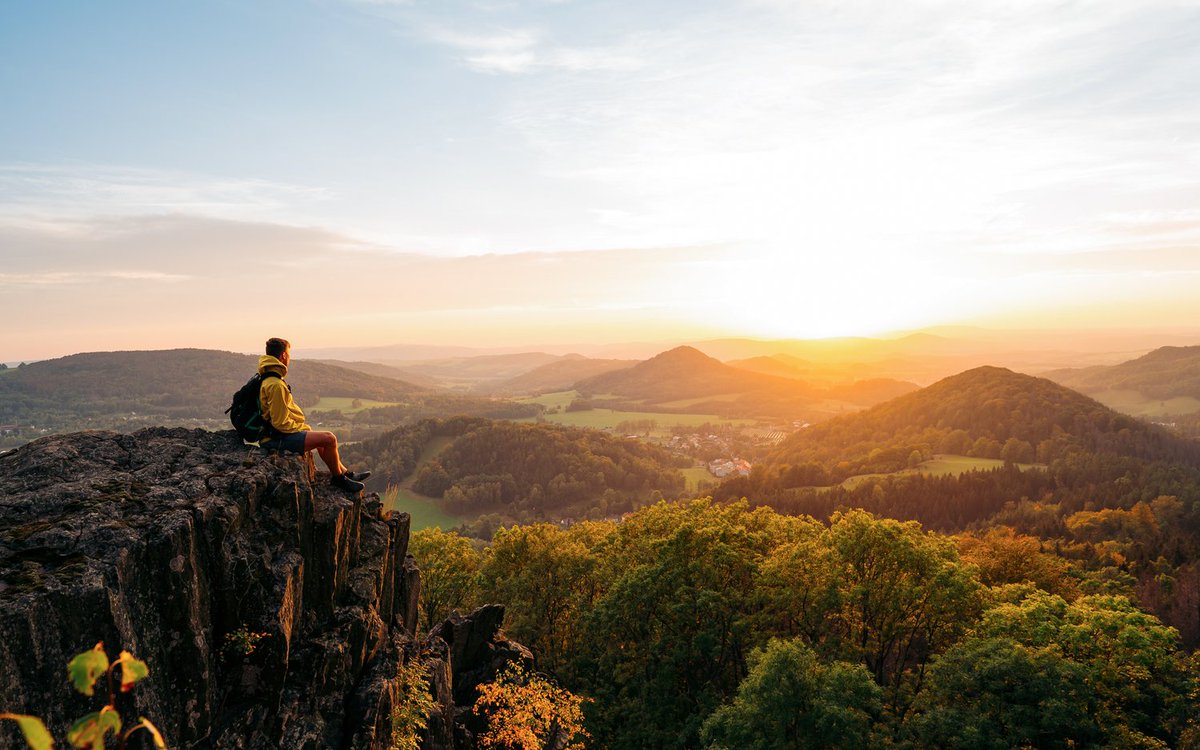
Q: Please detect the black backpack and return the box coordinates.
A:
[225,371,283,442]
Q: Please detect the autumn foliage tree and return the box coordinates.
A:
[474,663,588,750]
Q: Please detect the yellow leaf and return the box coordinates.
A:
[66,645,109,698]
[116,651,149,692]
[0,714,54,750]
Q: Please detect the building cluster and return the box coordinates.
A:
[707,458,752,478]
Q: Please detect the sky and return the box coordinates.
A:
[2,0,1199,361]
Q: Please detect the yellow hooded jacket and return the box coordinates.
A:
[257,355,312,437]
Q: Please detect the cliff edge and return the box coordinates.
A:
[0,428,526,749]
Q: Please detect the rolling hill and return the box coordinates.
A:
[575,346,802,403]
[481,356,637,396]
[568,346,918,419]
[720,365,1200,533]
[387,352,568,390]
[0,348,424,429]
[1043,345,1200,414]
[761,365,1197,475]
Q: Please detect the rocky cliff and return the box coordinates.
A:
[0,428,527,749]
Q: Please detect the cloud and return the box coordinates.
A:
[426,26,643,74]
[0,164,333,225]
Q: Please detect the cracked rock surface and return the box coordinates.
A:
[0,427,533,750]
[0,427,417,749]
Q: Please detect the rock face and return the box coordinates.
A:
[0,428,528,750]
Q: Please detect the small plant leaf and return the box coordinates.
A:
[116,651,149,691]
[0,714,54,750]
[66,709,121,750]
[66,644,109,697]
[135,718,167,749]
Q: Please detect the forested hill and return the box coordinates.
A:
[1045,344,1200,400]
[351,417,688,522]
[575,345,802,401]
[0,348,423,424]
[569,345,916,419]
[761,365,1200,480]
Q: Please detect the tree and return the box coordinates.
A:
[478,524,600,672]
[700,639,881,750]
[408,528,482,632]
[957,526,1078,599]
[474,663,588,750]
[826,510,982,709]
[911,636,1098,749]
[979,589,1195,747]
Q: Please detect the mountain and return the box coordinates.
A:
[726,354,819,381]
[575,346,805,403]
[567,346,918,419]
[0,427,527,749]
[721,366,1200,535]
[1044,345,1200,406]
[763,366,1196,474]
[0,349,424,429]
[481,356,637,396]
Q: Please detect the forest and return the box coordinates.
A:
[350,418,689,521]
[412,500,1200,749]
[398,364,1200,748]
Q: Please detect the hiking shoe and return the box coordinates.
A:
[344,469,372,482]
[331,473,365,493]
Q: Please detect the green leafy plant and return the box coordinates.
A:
[1,642,166,750]
[222,627,270,658]
[390,655,437,750]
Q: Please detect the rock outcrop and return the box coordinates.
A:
[0,428,528,750]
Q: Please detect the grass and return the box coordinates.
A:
[381,434,461,530]
[838,454,1043,490]
[657,393,744,408]
[533,408,757,433]
[520,390,759,433]
[383,487,464,531]
[311,396,402,414]
[682,466,717,494]
[1090,389,1200,418]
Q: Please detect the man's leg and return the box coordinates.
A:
[303,431,347,476]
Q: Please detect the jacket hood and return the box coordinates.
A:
[258,355,288,377]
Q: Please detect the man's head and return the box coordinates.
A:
[266,337,291,364]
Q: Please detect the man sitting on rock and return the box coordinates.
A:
[258,337,370,493]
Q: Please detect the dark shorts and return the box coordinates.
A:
[268,431,308,454]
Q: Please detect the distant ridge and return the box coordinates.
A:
[482,356,636,396]
[0,348,424,424]
[1044,344,1200,401]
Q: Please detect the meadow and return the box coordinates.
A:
[839,454,1042,489]
[310,396,402,414]
[519,390,760,435]
[380,435,462,530]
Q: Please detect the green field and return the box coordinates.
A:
[682,466,717,493]
[521,390,580,410]
[519,391,758,434]
[311,396,401,414]
[658,393,744,408]
[382,486,464,531]
[839,454,1042,490]
[381,435,461,530]
[1091,389,1200,418]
